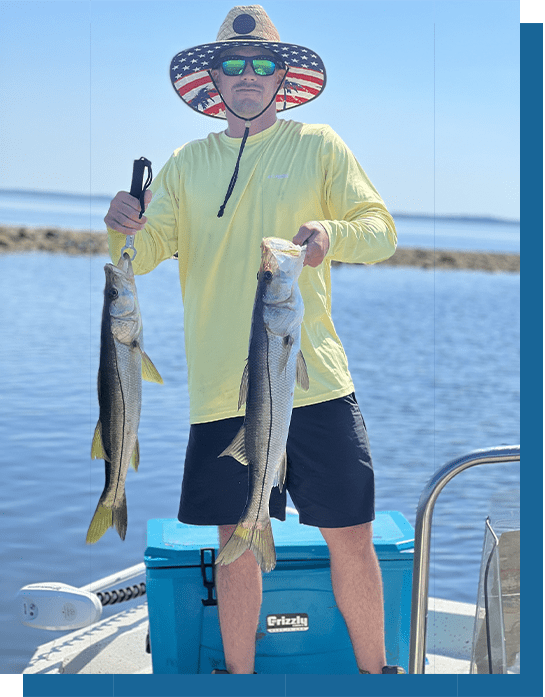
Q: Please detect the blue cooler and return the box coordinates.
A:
[145,510,414,674]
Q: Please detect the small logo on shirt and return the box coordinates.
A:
[267,174,289,179]
[151,187,165,202]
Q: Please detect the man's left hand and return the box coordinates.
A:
[293,222,330,267]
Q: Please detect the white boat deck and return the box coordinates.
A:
[23,596,476,675]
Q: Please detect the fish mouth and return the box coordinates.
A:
[104,253,134,281]
[117,253,133,273]
[259,237,305,304]
[260,237,305,274]
[261,237,305,256]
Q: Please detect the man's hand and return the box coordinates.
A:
[104,189,153,235]
[293,221,330,267]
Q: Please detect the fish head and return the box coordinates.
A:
[258,237,305,305]
[103,254,142,343]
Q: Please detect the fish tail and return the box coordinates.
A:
[112,492,128,541]
[86,502,112,544]
[85,493,127,544]
[216,521,276,573]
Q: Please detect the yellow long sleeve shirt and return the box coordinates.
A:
[108,119,397,424]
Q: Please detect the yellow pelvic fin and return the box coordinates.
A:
[91,422,108,460]
[141,351,164,384]
[130,438,140,471]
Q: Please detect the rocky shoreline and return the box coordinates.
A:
[0,225,520,273]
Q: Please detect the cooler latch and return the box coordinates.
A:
[200,548,217,606]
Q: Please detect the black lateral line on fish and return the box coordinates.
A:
[112,345,127,504]
[254,325,274,530]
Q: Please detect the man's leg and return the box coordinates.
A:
[320,522,386,674]
[216,525,262,674]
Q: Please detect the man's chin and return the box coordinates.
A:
[231,97,264,118]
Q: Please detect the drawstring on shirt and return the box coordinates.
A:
[217,121,251,218]
[211,68,288,218]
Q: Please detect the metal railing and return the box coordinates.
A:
[408,445,520,674]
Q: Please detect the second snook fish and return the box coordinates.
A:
[216,237,309,573]
[86,253,163,545]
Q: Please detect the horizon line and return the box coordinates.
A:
[0,187,521,226]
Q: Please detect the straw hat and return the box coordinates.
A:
[170,5,326,119]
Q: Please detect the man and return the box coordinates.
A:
[105,5,401,675]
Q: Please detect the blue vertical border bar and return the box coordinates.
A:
[520,19,543,697]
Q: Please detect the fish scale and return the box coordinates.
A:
[216,237,309,572]
[86,253,163,545]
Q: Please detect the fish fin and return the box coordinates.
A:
[238,361,249,410]
[296,350,309,391]
[141,351,164,384]
[91,422,108,461]
[112,492,128,541]
[273,452,288,493]
[216,521,276,573]
[279,335,295,372]
[85,491,128,543]
[130,438,140,471]
[218,425,249,466]
[86,502,113,544]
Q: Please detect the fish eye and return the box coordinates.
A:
[108,288,119,299]
[264,271,273,282]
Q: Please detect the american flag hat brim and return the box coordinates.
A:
[169,5,326,119]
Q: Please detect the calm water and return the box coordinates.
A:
[0,188,520,252]
[0,194,520,672]
[0,247,519,674]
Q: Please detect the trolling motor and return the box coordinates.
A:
[17,563,146,631]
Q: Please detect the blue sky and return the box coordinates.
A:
[1,1,521,219]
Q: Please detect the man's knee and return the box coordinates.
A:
[320,522,375,557]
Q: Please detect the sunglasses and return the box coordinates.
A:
[217,55,285,77]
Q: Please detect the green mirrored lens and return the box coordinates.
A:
[222,59,246,76]
[252,59,276,76]
[220,57,277,76]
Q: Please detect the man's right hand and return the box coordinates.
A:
[104,189,153,235]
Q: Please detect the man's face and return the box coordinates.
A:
[211,46,286,119]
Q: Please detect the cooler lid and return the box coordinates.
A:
[272,510,414,560]
[145,511,414,568]
[145,519,219,568]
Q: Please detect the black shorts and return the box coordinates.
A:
[178,393,374,528]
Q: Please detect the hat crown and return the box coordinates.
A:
[216,5,281,42]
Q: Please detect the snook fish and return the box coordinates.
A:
[86,253,163,544]
[216,237,309,572]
